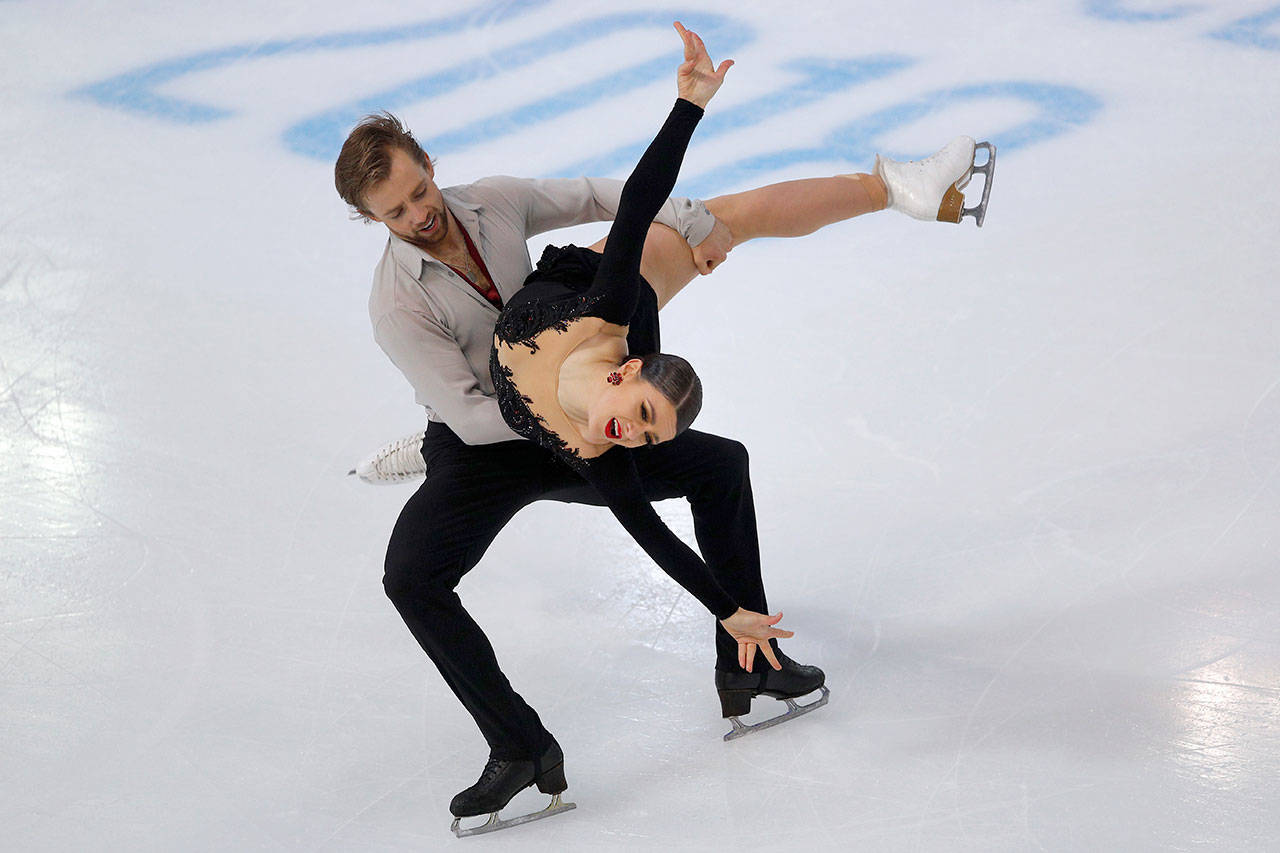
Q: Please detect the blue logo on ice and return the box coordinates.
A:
[70,3,1108,194]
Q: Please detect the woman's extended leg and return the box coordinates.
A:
[596,132,988,309]
[706,172,886,243]
[590,172,887,310]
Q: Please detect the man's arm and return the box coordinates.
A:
[373,308,521,445]
[475,175,716,249]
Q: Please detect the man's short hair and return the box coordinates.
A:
[334,112,434,221]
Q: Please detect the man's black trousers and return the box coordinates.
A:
[381,420,769,760]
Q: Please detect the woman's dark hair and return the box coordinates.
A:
[625,353,702,435]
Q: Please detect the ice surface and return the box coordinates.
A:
[3,1,1278,850]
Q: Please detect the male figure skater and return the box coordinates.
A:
[335,71,990,833]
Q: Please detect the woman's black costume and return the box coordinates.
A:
[490,98,737,620]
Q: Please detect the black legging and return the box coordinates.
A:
[381,420,768,760]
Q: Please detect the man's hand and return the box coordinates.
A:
[691,217,733,274]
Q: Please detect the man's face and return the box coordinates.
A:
[363,147,451,250]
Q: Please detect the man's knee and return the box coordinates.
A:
[382,537,460,607]
[382,553,424,606]
[380,470,497,605]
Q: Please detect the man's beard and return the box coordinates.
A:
[402,209,448,250]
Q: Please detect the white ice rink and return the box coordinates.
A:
[4,1,1279,850]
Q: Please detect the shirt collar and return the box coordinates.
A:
[387,187,484,280]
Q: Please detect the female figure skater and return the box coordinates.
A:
[490,22,772,667]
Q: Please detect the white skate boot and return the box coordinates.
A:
[348,430,427,484]
[875,136,996,226]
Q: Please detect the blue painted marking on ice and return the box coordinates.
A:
[680,81,1102,198]
[70,0,548,123]
[847,82,1103,158]
[69,6,1106,185]
[551,55,914,179]
[283,12,752,161]
[1084,0,1198,22]
[1208,4,1280,51]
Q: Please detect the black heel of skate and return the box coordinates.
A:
[718,687,753,718]
[716,653,831,741]
[535,760,568,795]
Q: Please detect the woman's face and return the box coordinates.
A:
[588,361,679,448]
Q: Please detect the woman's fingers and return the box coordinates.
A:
[758,612,791,638]
[674,21,694,59]
[674,21,713,69]
[759,640,783,671]
[723,610,796,672]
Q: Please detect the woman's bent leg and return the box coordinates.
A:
[588,223,697,311]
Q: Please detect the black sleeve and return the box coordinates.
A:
[579,449,738,620]
[584,98,704,326]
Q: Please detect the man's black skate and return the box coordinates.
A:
[450,739,576,837]
[715,651,829,741]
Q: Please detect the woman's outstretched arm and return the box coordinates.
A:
[585,23,731,325]
[580,448,792,669]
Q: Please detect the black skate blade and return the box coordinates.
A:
[451,793,576,838]
[723,685,830,741]
[961,142,996,227]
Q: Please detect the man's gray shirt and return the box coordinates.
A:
[369,175,714,445]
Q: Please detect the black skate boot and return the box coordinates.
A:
[714,651,830,741]
[449,739,576,837]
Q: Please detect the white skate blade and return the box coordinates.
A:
[960,142,996,227]
[723,685,830,741]
[451,793,576,838]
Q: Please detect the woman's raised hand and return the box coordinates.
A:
[719,608,795,672]
[674,21,733,109]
